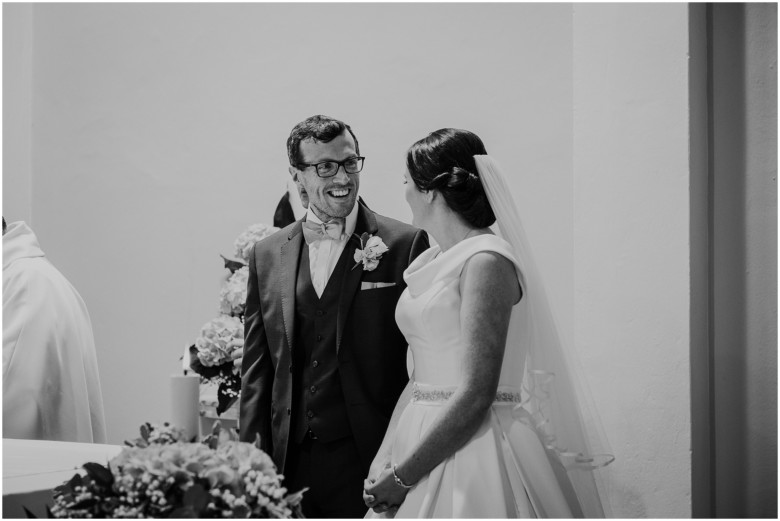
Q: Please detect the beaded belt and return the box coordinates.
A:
[411,383,522,404]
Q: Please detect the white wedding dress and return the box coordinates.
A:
[383,234,580,518]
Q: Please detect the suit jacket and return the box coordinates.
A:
[239,200,429,473]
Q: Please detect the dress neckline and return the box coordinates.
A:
[403,234,521,297]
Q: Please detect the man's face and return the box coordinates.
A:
[289,130,360,221]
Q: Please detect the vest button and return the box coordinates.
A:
[289,364,293,373]
[317,334,323,341]
[312,360,319,368]
[310,386,317,394]
[307,410,314,419]
[287,408,291,415]
[316,310,323,316]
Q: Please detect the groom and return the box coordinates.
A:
[240,115,428,517]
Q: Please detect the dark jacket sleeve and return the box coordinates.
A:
[239,245,273,452]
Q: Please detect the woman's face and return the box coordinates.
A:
[403,169,429,228]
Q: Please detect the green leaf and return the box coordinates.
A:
[220,254,247,274]
[83,462,114,487]
[170,506,198,518]
[140,423,150,441]
[71,497,98,510]
[216,380,239,415]
[67,472,83,490]
[188,345,227,379]
[232,504,250,517]
[183,483,210,513]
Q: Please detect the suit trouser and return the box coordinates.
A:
[284,433,368,518]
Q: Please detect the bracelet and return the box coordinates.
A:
[392,465,413,489]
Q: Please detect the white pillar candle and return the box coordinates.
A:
[170,373,200,441]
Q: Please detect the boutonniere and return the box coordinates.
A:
[352,232,389,271]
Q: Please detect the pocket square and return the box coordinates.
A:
[360,282,397,290]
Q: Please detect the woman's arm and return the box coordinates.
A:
[364,251,520,508]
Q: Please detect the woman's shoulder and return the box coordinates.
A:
[459,236,523,302]
[454,234,519,268]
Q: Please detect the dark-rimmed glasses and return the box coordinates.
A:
[297,156,365,178]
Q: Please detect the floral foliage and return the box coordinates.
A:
[219,266,249,317]
[49,422,304,518]
[233,223,279,264]
[189,315,242,415]
[194,316,243,368]
[189,222,276,417]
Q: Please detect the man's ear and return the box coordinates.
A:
[288,165,299,182]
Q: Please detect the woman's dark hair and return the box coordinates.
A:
[406,128,496,228]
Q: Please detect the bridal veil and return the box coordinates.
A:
[475,155,613,517]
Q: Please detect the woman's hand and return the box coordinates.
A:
[363,467,409,514]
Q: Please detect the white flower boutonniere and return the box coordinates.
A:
[353,233,389,271]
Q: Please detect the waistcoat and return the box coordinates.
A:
[291,243,353,443]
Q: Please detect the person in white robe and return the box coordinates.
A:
[3,220,107,443]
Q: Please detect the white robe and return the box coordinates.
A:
[3,221,106,443]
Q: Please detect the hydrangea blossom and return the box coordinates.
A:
[219,266,249,316]
[234,224,279,264]
[194,316,243,368]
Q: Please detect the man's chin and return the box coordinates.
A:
[312,198,356,220]
[327,199,357,217]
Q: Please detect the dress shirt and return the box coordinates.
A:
[305,203,359,297]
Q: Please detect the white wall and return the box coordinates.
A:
[2,3,33,224]
[572,5,692,517]
[3,3,697,516]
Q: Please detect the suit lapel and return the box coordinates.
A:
[336,201,379,353]
[280,220,304,355]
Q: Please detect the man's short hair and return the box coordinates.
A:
[286,115,360,166]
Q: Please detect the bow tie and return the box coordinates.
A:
[302,218,346,244]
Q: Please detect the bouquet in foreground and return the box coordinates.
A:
[49,422,304,518]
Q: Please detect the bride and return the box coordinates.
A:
[362,129,612,518]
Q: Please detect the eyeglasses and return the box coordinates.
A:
[297,156,365,178]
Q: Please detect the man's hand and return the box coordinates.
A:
[228,338,244,372]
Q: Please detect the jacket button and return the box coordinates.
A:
[312,360,319,368]
[307,410,314,419]
[316,310,324,316]
[286,408,291,415]
[317,334,323,341]
[310,386,317,394]
[289,364,293,373]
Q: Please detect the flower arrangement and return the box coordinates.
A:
[353,233,389,272]
[189,223,278,415]
[48,422,304,518]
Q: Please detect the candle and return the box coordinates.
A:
[170,373,200,441]
[183,344,192,374]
